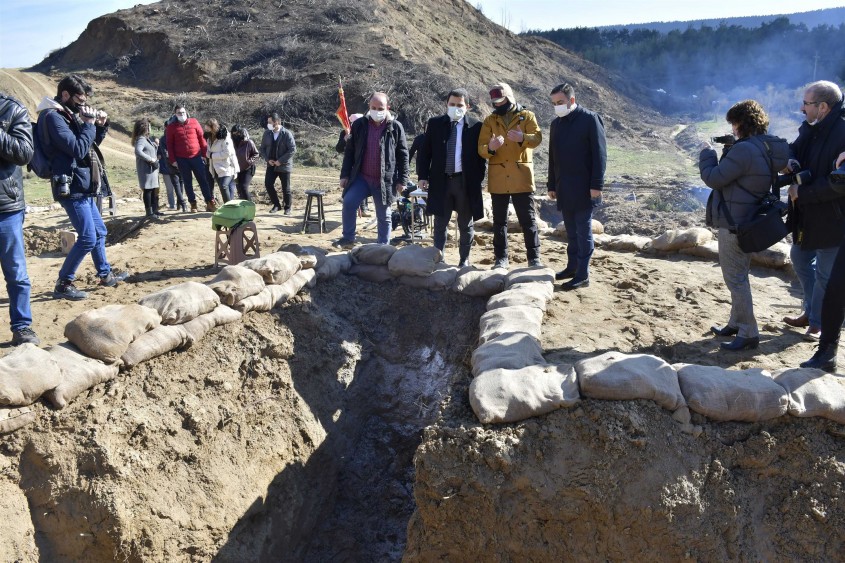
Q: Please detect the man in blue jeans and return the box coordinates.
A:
[0,92,40,345]
[36,74,128,300]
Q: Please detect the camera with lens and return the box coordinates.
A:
[52,174,71,198]
[711,134,736,145]
[774,169,812,188]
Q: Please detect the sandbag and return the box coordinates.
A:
[317,252,353,281]
[471,332,546,377]
[240,252,301,285]
[387,245,442,277]
[774,368,845,424]
[676,364,788,422]
[0,406,36,434]
[349,263,393,283]
[299,254,318,269]
[65,304,162,364]
[678,240,719,260]
[649,228,713,252]
[277,244,326,268]
[478,306,544,345]
[505,267,555,289]
[751,242,790,269]
[351,243,396,265]
[207,265,266,306]
[575,351,686,411]
[554,219,604,239]
[120,324,190,368]
[453,269,506,297]
[469,363,580,424]
[0,344,63,406]
[486,284,550,312]
[603,234,651,252]
[43,344,120,408]
[399,263,459,291]
[272,268,317,306]
[139,281,219,325]
[233,288,273,314]
[181,305,243,344]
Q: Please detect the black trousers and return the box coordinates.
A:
[491,192,540,261]
[819,236,845,345]
[433,174,474,260]
[236,167,254,201]
[265,168,291,210]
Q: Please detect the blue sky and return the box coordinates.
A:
[1,0,844,68]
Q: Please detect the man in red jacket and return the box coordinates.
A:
[165,105,215,212]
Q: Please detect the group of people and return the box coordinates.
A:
[335,82,607,291]
[700,80,845,370]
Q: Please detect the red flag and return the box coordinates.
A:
[336,80,351,134]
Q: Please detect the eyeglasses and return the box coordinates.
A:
[802,100,821,107]
[72,94,87,104]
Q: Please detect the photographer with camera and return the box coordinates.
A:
[781,81,845,341]
[36,74,128,300]
[700,100,789,351]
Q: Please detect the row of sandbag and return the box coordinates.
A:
[0,252,316,432]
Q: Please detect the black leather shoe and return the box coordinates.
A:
[711,325,739,337]
[562,278,589,291]
[720,336,759,351]
[800,342,838,372]
[555,268,577,280]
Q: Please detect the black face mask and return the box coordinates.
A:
[493,102,512,116]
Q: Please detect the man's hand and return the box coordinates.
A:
[548,190,557,200]
[418,179,429,191]
[340,178,348,190]
[836,152,845,169]
[590,189,602,199]
[79,105,95,125]
[788,184,799,202]
[488,134,505,151]
[506,125,524,143]
[95,110,108,127]
[394,183,404,196]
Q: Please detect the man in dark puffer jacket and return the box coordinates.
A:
[0,92,39,345]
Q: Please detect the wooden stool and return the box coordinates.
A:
[301,190,327,233]
[215,221,260,268]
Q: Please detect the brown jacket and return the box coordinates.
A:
[477,105,542,194]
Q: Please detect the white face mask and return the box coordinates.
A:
[176,114,187,123]
[554,104,573,118]
[267,123,275,131]
[447,106,466,121]
[369,109,387,122]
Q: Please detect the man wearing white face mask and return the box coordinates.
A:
[417,88,487,266]
[259,113,296,215]
[166,104,211,212]
[547,82,606,290]
[336,92,409,246]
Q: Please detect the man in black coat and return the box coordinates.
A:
[417,88,487,267]
[547,83,607,290]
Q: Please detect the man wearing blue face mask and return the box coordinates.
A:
[547,82,607,290]
[417,88,487,266]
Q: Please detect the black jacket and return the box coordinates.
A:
[417,114,486,220]
[700,134,790,229]
[409,133,425,164]
[788,101,845,250]
[547,106,607,212]
[259,127,296,172]
[340,116,409,205]
[0,94,32,214]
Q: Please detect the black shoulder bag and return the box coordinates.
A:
[717,139,788,253]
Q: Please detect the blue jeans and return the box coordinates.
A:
[342,178,392,243]
[0,210,33,331]
[176,156,213,203]
[561,205,595,280]
[790,243,839,328]
[215,175,235,203]
[59,197,111,282]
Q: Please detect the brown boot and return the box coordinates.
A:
[207,199,218,212]
[190,201,198,213]
[783,313,809,328]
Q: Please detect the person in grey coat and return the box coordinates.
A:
[132,117,162,219]
[700,100,789,351]
[259,112,296,215]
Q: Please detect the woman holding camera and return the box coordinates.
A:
[205,118,239,203]
[699,100,789,351]
[132,117,162,219]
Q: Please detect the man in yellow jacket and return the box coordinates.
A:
[478,83,543,269]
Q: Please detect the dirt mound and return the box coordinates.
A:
[22,226,60,257]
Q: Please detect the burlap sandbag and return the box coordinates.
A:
[453,269,506,297]
[44,344,120,408]
[751,242,790,269]
[676,364,788,422]
[65,304,162,364]
[138,282,219,325]
[604,234,651,252]
[472,332,546,377]
[774,368,845,424]
[399,263,459,291]
[469,363,580,424]
[649,228,713,252]
[182,304,243,344]
[0,406,36,434]
[317,252,353,281]
[234,288,273,314]
[678,240,719,260]
[240,251,301,285]
[554,219,604,239]
[269,268,317,307]
[575,351,686,411]
[508,281,554,301]
[207,265,266,306]
[487,284,551,312]
[387,245,443,277]
[349,263,393,283]
[351,243,396,265]
[299,254,318,269]
[0,344,62,406]
[505,267,555,288]
[478,306,544,345]
[120,324,190,369]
